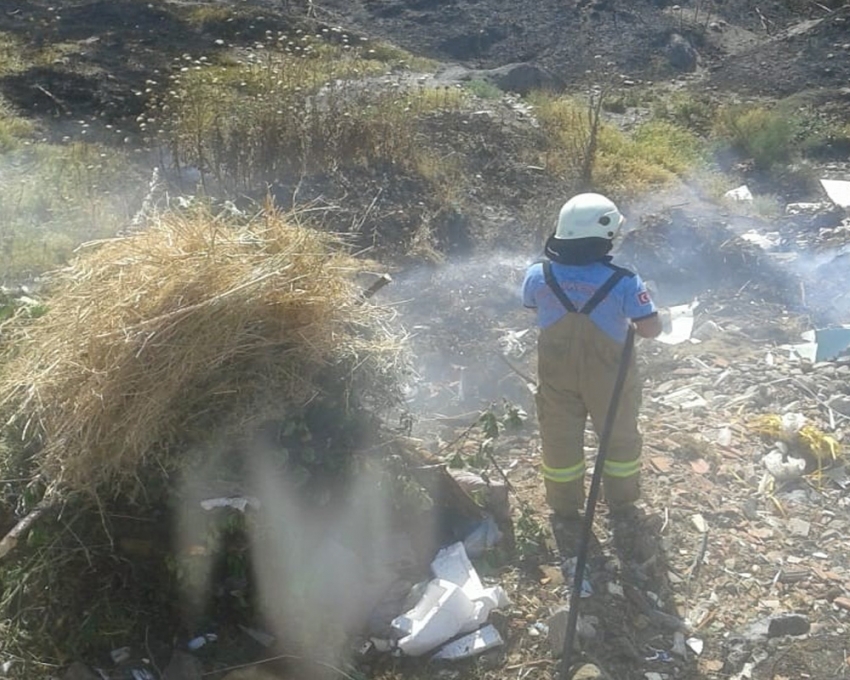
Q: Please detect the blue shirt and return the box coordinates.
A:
[522,259,657,343]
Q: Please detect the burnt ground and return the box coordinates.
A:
[0,0,310,124]
[0,1,849,680]
[3,0,848,131]
[312,0,850,94]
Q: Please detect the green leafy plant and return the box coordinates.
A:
[464,78,503,100]
[653,91,716,135]
[533,93,706,197]
[713,105,798,170]
[513,503,549,562]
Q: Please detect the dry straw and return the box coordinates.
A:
[0,204,405,498]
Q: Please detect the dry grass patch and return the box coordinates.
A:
[0,100,34,152]
[0,204,404,499]
[152,38,464,191]
[0,31,80,76]
[0,141,144,281]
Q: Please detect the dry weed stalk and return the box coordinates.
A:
[0,205,404,498]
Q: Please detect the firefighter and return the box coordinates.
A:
[522,193,662,550]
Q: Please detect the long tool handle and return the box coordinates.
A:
[558,325,636,679]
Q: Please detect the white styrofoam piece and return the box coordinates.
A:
[724,185,753,201]
[431,624,504,660]
[431,542,486,599]
[740,230,780,250]
[392,579,476,656]
[820,179,850,208]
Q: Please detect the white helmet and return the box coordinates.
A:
[554,193,625,241]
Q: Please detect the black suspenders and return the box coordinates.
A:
[542,260,626,315]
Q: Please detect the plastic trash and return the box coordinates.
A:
[498,328,530,357]
[657,388,708,410]
[690,514,708,534]
[200,496,260,512]
[532,621,549,636]
[561,557,593,598]
[724,185,753,201]
[391,579,477,656]
[463,516,503,558]
[686,637,704,655]
[740,230,779,250]
[730,661,755,680]
[187,633,217,651]
[785,201,832,215]
[392,542,510,656]
[820,178,850,208]
[645,648,673,662]
[131,670,155,680]
[780,413,806,435]
[788,325,850,362]
[431,542,510,612]
[431,624,504,660]
[813,325,850,361]
[607,582,624,597]
[762,449,806,482]
[110,647,132,664]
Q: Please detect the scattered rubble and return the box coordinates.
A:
[371,203,850,679]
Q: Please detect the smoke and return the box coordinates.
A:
[385,190,850,432]
[388,252,539,420]
[174,439,432,669]
[248,454,393,660]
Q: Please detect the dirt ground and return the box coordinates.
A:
[390,213,850,680]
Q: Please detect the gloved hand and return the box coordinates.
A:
[658,308,673,335]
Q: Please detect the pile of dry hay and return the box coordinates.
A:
[0,205,405,499]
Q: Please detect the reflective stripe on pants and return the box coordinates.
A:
[541,461,585,484]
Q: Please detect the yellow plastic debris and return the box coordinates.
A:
[749,414,846,475]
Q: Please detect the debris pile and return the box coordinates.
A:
[618,213,796,306]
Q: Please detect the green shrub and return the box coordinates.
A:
[631,120,706,173]
[796,116,850,158]
[602,97,628,114]
[713,105,798,170]
[464,78,503,100]
[654,91,716,135]
[532,94,706,197]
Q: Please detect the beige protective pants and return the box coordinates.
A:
[535,313,643,516]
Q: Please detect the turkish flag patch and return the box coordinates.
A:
[637,290,651,305]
